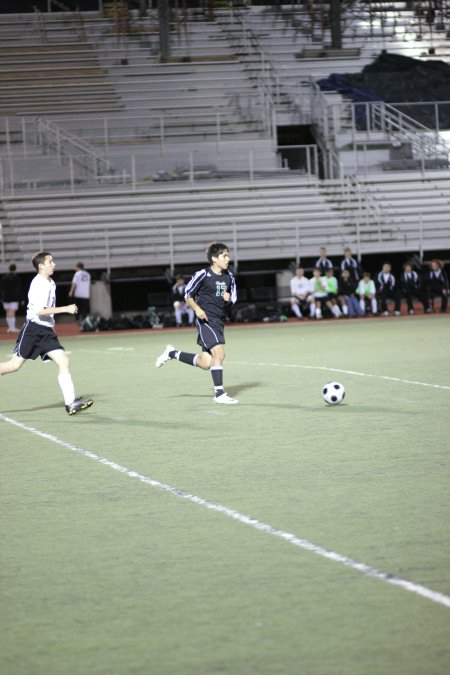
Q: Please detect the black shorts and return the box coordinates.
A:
[14,320,64,361]
[196,317,225,352]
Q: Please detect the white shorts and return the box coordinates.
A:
[3,302,19,311]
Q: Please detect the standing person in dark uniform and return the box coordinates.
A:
[314,246,333,275]
[376,262,401,316]
[0,251,94,415]
[339,246,361,283]
[400,261,428,314]
[426,259,448,313]
[155,242,238,405]
[1,263,23,333]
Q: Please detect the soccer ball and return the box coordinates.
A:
[322,382,345,405]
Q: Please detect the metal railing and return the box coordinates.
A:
[37,118,115,178]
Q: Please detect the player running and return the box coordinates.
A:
[155,242,238,405]
[0,251,93,415]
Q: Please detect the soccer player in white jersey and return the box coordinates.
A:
[290,266,310,320]
[155,242,238,405]
[69,261,91,322]
[0,251,93,415]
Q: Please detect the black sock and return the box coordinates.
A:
[211,366,224,397]
[177,351,197,366]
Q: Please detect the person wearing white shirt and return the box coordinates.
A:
[0,251,93,415]
[357,272,377,315]
[69,262,91,321]
[289,267,310,320]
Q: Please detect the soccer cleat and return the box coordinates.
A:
[214,392,239,405]
[66,397,94,416]
[155,344,176,368]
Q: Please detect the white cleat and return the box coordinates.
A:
[155,344,176,368]
[214,393,239,405]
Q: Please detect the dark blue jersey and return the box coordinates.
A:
[185,267,237,321]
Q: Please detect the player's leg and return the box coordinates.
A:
[173,301,182,327]
[0,353,26,375]
[47,348,93,414]
[210,344,238,405]
[290,297,302,319]
[3,303,19,332]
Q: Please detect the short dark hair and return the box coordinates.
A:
[8,263,16,272]
[76,262,84,270]
[32,251,52,271]
[206,242,228,264]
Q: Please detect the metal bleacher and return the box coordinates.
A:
[0,3,449,275]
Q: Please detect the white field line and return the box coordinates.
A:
[231,362,450,391]
[1,413,450,611]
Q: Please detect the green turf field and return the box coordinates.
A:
[1,316,450,675]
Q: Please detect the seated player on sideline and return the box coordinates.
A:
[0,251,93,416]
[155,242,238,405]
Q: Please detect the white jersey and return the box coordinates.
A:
[357,279,376,297]
[290,276,310,297]
[26,274,56,327]
[72,269,91,299]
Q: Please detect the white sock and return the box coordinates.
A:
[359,299,366,314]
[58,373,76,406]
[332,305,341,318]
[316,307,322,319]
[371,298,378,314]
[342,305,348,316]
[6,317,15,330]
[292,303,302,319]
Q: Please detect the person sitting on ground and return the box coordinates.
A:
[338,268,363,317]
[339,246,361,282]
[314,246,334,275]
[425,259,448,313]
[289,266,310,320]
[400,261,428,315]
[324,267,342,318]
[357,271,377,316]
[376,262,401,316]
[172,274,195,327]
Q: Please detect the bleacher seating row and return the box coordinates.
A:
[1,173,449,273]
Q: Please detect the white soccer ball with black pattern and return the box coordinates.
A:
[322,382,345,405]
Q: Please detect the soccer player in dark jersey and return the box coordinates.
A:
[155,242,238,405]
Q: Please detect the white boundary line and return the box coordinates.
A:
[231,361,450,391]
[1,412,450,610]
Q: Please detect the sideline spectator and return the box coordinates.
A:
[339,246,361,282]
[426,259,448,313]
[338,268,363,317]
[172,274,195,326]
[400,261,428,314]
[357,272,377,316]
[324,267,342,318]
[314,246,333,274]
[308,268,328,319]
[68,262,91,322]
[1,263,23,333]
[289,266,310,320]
[376,262,401,316]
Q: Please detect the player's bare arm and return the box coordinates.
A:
[187,297,207,321]
[37,304,78,316]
